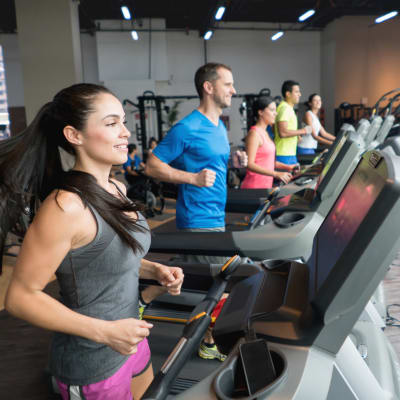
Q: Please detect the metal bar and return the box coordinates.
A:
[138,97,147,153]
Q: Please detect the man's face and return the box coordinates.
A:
[211,68,236,109]
[286,85,301,105]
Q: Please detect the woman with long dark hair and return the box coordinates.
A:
[241,96,295,189]
[2,83,183,400]
[298,93,335,155]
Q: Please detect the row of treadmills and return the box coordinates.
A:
[141,90,400,399]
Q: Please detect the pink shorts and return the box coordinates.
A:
[56,338,151,400]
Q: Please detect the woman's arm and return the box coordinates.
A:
[304,112,333,146]
[319,124,336,141]
[304,111,332,146]
[245,130,292,183]
[5,191,152,355]
[140,259,184,296]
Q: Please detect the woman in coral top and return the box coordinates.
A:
[241,96,296,189]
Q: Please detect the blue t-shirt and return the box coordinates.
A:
[123,154,141,178]
[153,110,230,229]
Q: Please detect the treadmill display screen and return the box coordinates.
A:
[315,154,386,293]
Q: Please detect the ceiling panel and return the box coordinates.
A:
[0,0,398,33]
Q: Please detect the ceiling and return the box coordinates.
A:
[0,0,398,34]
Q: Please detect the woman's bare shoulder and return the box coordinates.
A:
[38,190,87,221]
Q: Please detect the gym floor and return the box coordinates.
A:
[1,198,400,399]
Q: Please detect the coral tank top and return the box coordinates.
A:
[241,126,276,189]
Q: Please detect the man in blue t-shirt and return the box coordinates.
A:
[145,63,239,361]
[146,63,235,230]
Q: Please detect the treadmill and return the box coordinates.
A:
[380,136,400,156]
[150,130,365,262]
[225,122,356,215]
[143,148,400,399]
[147,118,390,322]
[281,88,399,203]
[366,89,400,151]
[148,128,391,327]
[226,109,389,216]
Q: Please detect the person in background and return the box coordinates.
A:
[274,80,312,165]
[123,143,145,184]
[2,83,183,400]
[148,137,158,153]
[241,96,295,189]
[298,93,335,155]
[146,63,240,243]
[145,62,247,362]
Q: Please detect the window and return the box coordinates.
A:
[0,46,10,139]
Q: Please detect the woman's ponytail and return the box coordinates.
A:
[1,83,148,264]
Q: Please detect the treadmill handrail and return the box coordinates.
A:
[142,256,240,400]
[150,231,240,256]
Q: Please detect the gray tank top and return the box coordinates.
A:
[49,204,151,386]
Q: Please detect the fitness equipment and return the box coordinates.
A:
[150,126,364,263]
[334,101,372,132]
[268,129,363,219]
[380,136,400,156]
[141,254,241,399]
[387,102,400,140]
[364,89,400,151]
[225,90,399,216]
[148,112,393,320]
[148,149,400,399]
[126,169,165,217]
[368,114,396,151]
[362,115,383,148]
[227,109,385,216]
[225,123,355,214]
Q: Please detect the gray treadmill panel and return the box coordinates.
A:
[322,123,354,162]
[316,133,348,190]
[214,150,400,353]
[268,134,359,217]
[368,115,396,150]
[380,136,400,156]
[315,154,386,293]
[311,149,400,353]
[364,116,383,147]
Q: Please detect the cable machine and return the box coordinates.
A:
[124,92,199,158]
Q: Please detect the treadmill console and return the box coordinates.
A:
[313,152,386,293]
[267,134,350,217]
[214,150,400,353]
[315,133,348,188]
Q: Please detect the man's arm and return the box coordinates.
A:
[277,121,309,138]
[145,152,215,187]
